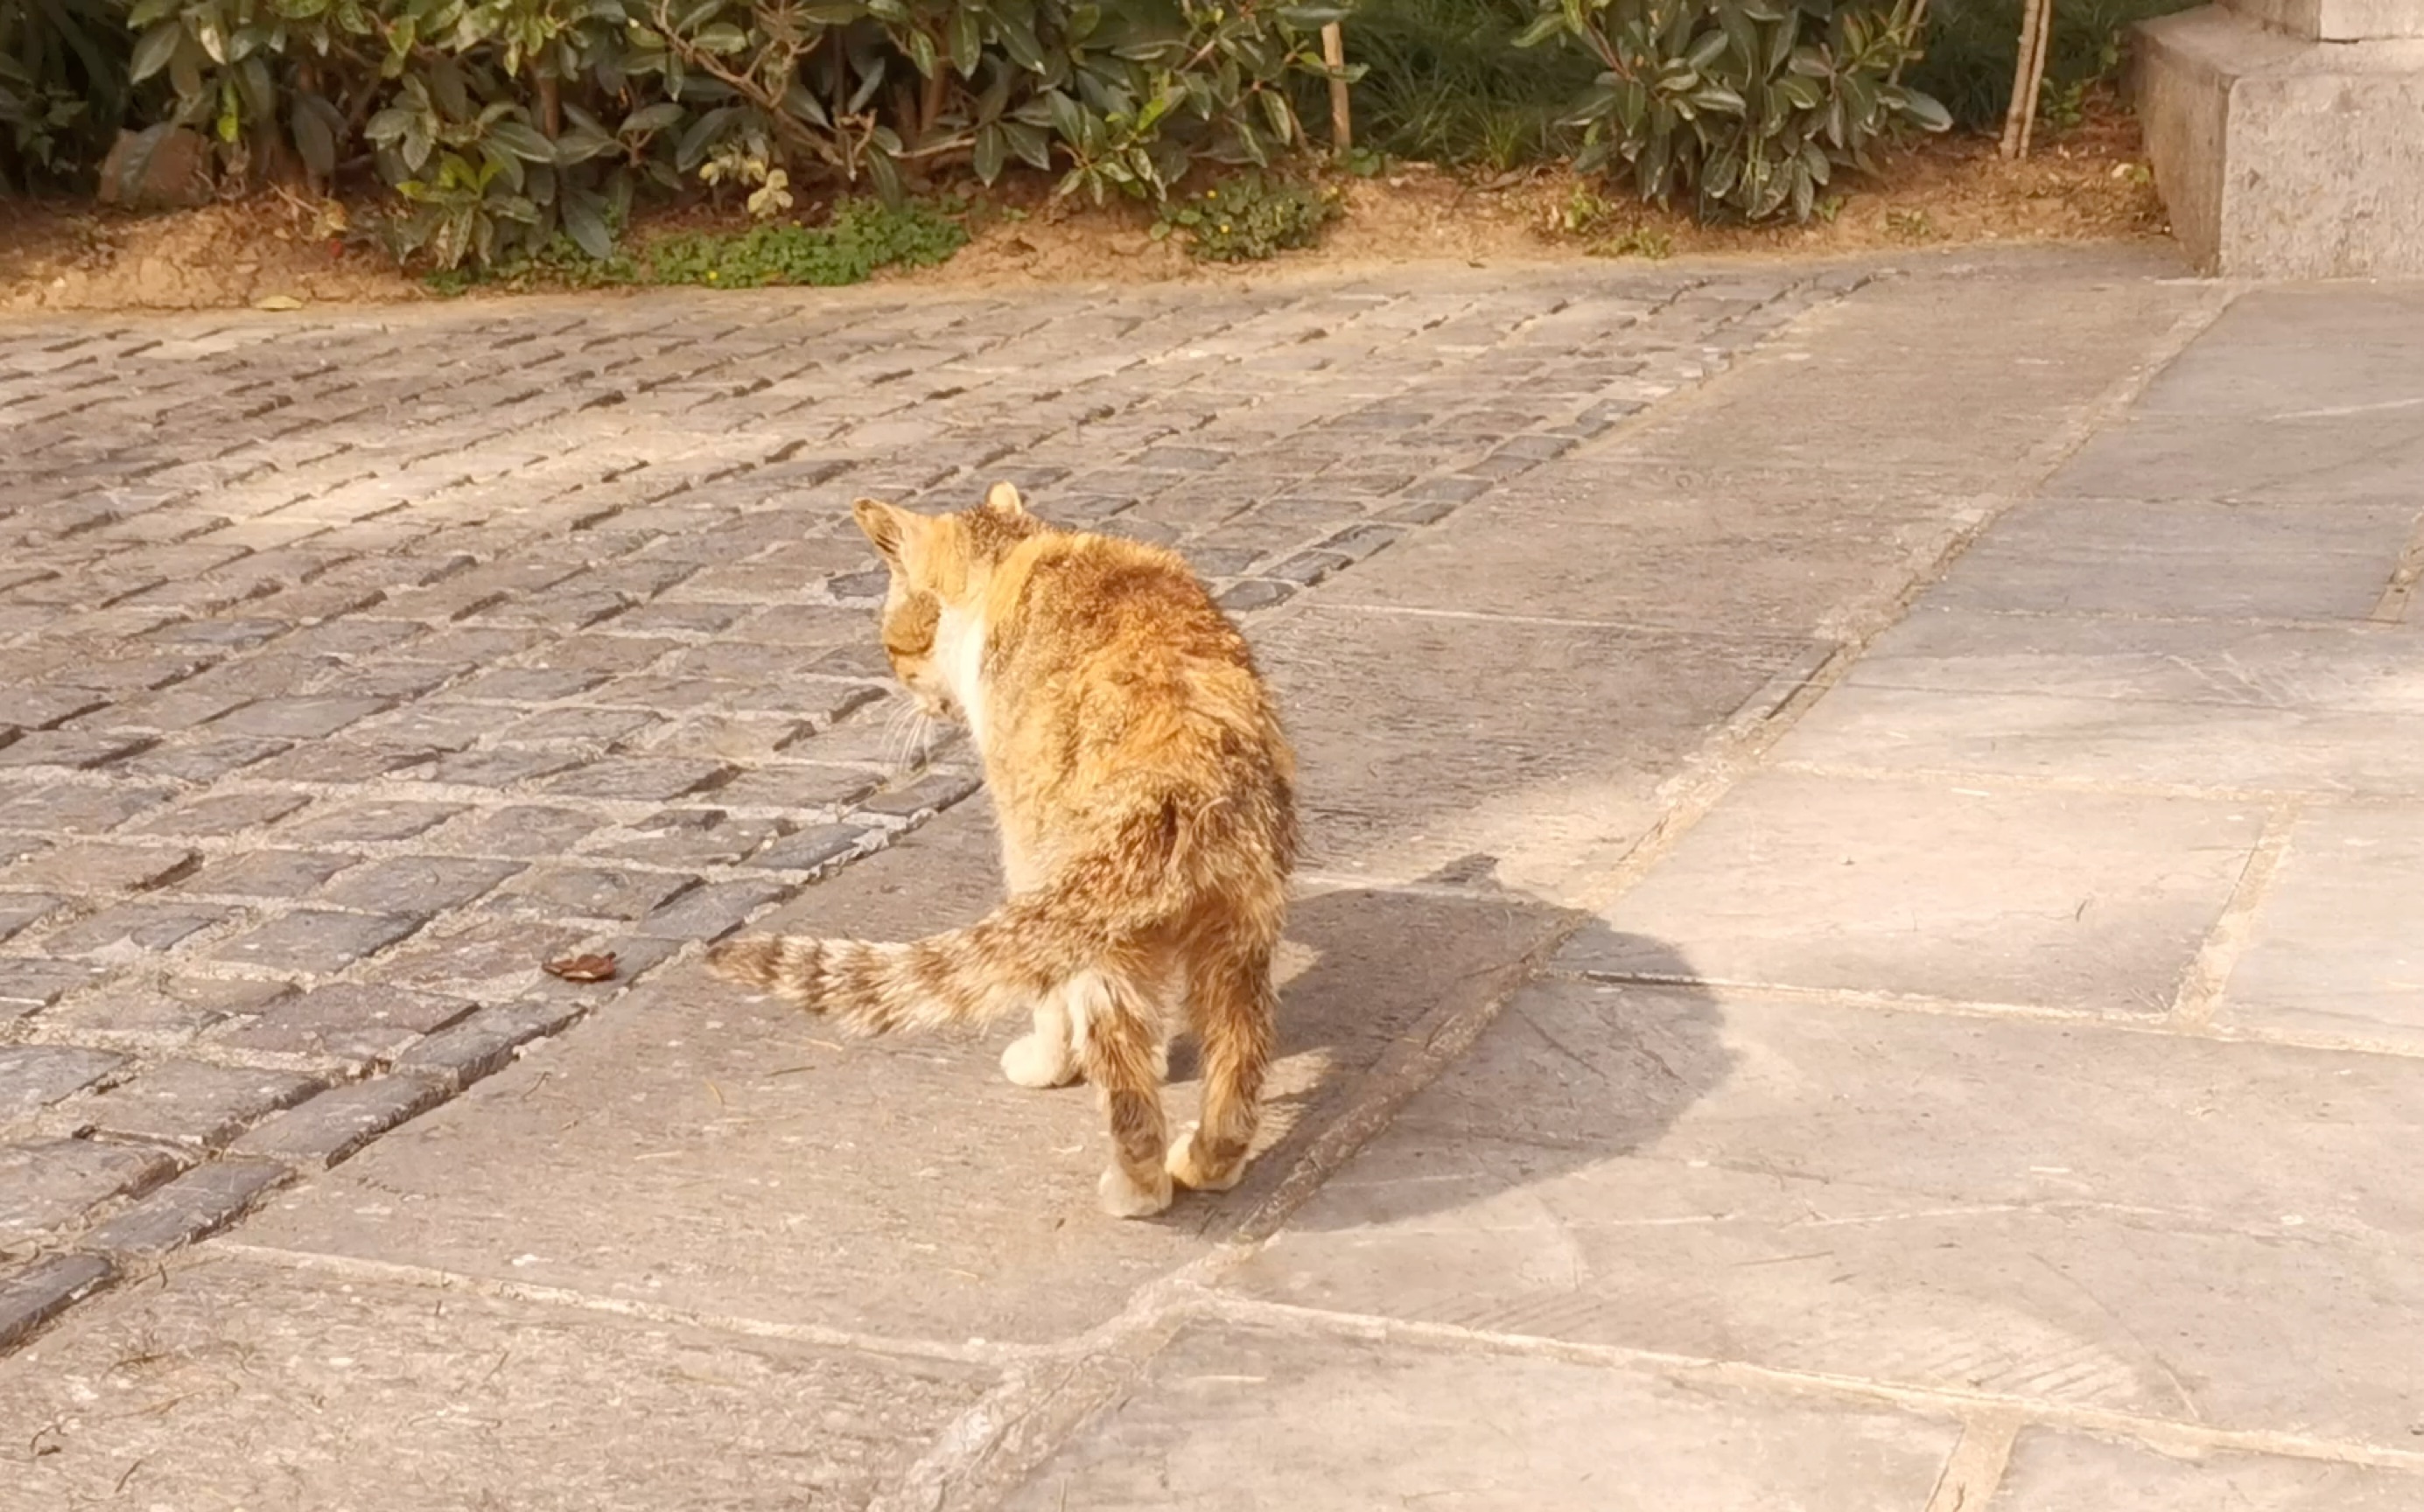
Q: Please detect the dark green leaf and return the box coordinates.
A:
[292,92,342,178]
[1044,88,1084,144]
[129,24,181,83]
[1258,88,1292,144]
[620,102,684,136]
[781,82,832,128]
[676,103,733,170]
[487,119,555,162]
[1896,88,1951,132]
[366,107,413,145]
[562,190,613,257]
[948,6,980,76]
[863,144,903,206]
[1003,118,1051,169]
[998,13,1046,72]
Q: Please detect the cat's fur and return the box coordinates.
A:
[707,482,1297,1218]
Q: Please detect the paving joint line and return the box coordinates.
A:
[1194,1294,2424,1474]
[2166,800,2302,1031]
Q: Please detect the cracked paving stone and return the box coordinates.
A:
[80,1060,326,1150]
[210,909,427,975]
[0,730,156,769]
[1,842,198,893]
[499,865,700,921]
[210,696,392,739]
[0,1252,115,1352]
[0,1046,129,1118]
[128,790,315,836]
[741,822,873,874]
[72,1158,291,1256]
[38,900,241,955]
[217,983,478,1061]
[181,849,363,900]
[0,892,66,943]
[279,802,464,845]
[230,1075,451,1169]
[0,1138,178,1245]
[0,959,110,1019]
[541,757,737,803]
[0,783,174,834]
[317,856,525,915]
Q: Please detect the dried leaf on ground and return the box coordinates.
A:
[543,951,619,983]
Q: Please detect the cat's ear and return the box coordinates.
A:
[851,497,914,568]
[983,481,1026,517]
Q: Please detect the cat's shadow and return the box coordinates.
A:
[1163,852,1732,1238]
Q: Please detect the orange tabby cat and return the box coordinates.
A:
[707,482,1297,1218]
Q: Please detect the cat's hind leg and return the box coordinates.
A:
[1000,995,1080,1088]
[1167,939,1273,1194]
[1070,967,1174,1218]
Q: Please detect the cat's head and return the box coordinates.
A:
[850,481,1043,720]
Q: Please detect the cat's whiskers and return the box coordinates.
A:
[879,696,934,777]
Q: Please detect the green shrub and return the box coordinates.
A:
[1902,0,2191,130]
[1151,171,1336,260]
[1520,0,1951,222]
[1314,0,1595,169]
[1,0,133,190]
[76,0,1349,269]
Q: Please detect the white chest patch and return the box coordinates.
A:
[935,603,989,749]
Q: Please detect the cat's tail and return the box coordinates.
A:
[704,813,1218,1034]
[704,887,1109,1035]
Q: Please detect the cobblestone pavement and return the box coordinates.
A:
[0,264,1861,1348]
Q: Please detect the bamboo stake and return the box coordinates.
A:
[1321,22,1352,155]
[2015,0,2054,157]
[2000,0,2054,158]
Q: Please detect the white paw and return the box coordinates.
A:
[1097,1165,1174,1219]
[1165,1124,1246,1193]
[1000,1031,1078,1089]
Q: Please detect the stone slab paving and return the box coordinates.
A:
[1224,280,2424,1509]
[18,248,2417,1511]
[0,261,1852,1326]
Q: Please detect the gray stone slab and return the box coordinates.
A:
[0,1252,113,1353]
[74,1158,289,1256]
[1846,607,2424,712]
[81,1060,325,1150]
[1566,768,2257,1012]
[0,1046,126,1118]
[2042,410,2424,508]
[237,803,1568,1346]
[1775,681,2424,797]
[1598,249,2205,481]
[0,1252,989,1512]
[0,841,198,893]
[2126,286,2424,420]
[1314,494,1957,636]
[2220,806,2424,1046]
[1990,1429,2424,1508]
[214,982,477,1061]
[1930,498,2414,620]
[1001,1320,1959,1512]
[209,907,426,974]
[0,1138,175,1244]
[229,1074,452,1168]
[1231,979,2424,1444]
[1258,604,1815,901]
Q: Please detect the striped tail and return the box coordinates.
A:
[704,886,1113,1036]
